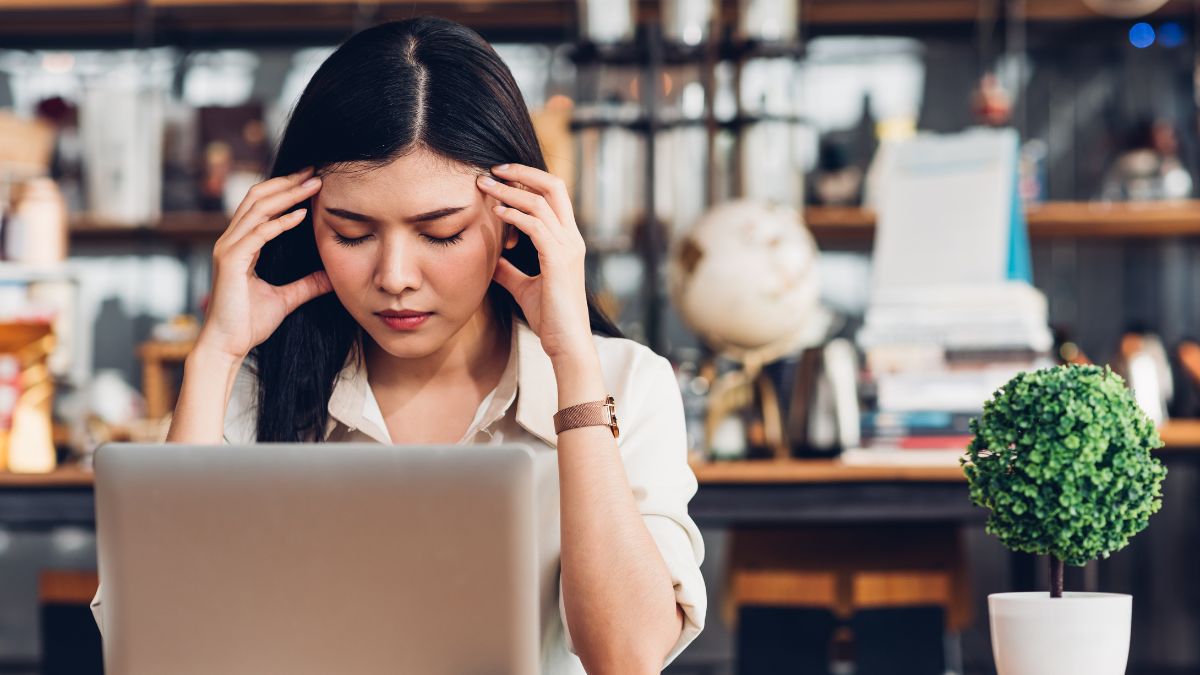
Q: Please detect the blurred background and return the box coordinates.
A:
[1,0,1199,673]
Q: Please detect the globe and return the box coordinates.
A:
[667,199,823,359]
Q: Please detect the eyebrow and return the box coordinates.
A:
[323,205,470,224]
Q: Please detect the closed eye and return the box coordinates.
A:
[424,230,465,247]
[333,233,370,248]
[331,230,466,248]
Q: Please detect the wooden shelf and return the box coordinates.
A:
[70,212,227,243]
[804,206,878,244]
[806,200,1200,246]
[0,0,573,46]
[1025,200,1200,237]
[66,201,1200,247]
[691,458,969,484]
[2,0,1191,48]
[0,463,93,487]
[802,0,1190,24]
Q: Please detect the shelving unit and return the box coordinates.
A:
[3,7,1200,675]
[569,11,813,351]
[569,25,686,353]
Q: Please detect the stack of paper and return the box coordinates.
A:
[848,129,1053,465]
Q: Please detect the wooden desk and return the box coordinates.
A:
[1157,418,1200,449]
[687,459,979,527]
[691,459,967,484]
[0,458,980,529]
[685,419,1200,527]
[3,417,1198,529]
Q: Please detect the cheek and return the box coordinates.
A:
[428,238,496,295]
[315,240,372,292]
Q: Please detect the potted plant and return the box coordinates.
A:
[962,363,1167,675]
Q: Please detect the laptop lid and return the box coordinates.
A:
[94,442,538,675]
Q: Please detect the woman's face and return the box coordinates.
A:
[311,148,516,358]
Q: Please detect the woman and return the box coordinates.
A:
[91,16,705,674]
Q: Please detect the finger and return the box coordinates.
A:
[492,203,553,252]
[490,164,574,227]
[228,176,322,242]
[492,255,532,297]
[477,174,562,235]
[222,208,309,264]
[219,170,313,252]
[229,167,314,231]
[279,269,333,313]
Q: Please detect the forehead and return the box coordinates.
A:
[317,148,481,212]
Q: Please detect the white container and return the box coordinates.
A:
[7,177,68,264]
[989,592,1132,675]
[738,0,799,42]
[80,63,166,227]
[576,0,637,44]
[663,0,715,46]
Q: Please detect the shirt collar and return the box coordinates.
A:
[513,318,559,445]
[324,317,561,446]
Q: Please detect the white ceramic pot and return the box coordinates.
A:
[989,592,1132,675]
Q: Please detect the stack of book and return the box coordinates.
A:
[845,282,1056,465]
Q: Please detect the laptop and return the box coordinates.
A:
[93,442,538,675]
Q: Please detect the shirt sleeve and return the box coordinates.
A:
[557,349,707,667]
[90,357,261,636]
[222,357,260,445]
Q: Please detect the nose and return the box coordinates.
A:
[372,237,422,296]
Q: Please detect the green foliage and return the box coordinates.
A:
[962,364,1167,567]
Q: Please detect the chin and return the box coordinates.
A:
[361,322,446,359]
[366,335,437,360]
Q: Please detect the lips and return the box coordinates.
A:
[376,310,432,331]
[377,310,431,318]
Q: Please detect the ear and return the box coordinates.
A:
[504,224,518,250]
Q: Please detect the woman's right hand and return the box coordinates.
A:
[197,167,332,362]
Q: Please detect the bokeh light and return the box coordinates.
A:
[1158,21,1185,48]
[1129,22,1156,49]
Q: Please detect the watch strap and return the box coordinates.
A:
[553,395,619,438]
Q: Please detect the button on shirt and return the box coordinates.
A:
[91,318,707,673]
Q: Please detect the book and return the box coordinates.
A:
[840,446,967,467]
[897,435,974,450]
[873,366,1030,413]
[860,410,976,437]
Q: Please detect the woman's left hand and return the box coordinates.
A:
[477,163,594,363]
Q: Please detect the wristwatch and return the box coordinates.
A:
[553,395,620,438]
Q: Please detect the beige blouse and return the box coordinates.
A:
[91,317,707,673]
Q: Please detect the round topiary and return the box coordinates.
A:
[962,363,1167,596]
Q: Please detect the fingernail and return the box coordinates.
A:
[294,166,313,177]
[479,175,496,187]
[494,163,510,172]
[302,177,321,188]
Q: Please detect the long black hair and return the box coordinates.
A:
[254,17,622,442]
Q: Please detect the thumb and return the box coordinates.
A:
[280,269,333,313]
[493,256,530,296]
